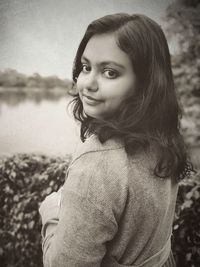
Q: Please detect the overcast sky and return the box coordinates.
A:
[0,0,175,79]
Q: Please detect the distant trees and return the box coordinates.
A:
[0,69,72,91]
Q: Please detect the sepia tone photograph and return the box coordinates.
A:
[0,0,199,266]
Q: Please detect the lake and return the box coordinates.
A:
[0,92,81,156]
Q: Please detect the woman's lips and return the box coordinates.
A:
[83,94,103,104]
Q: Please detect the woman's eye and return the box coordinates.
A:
[82,64,91,73]
[103,69,118,79]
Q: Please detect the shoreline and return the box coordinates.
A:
[0,86,69,94]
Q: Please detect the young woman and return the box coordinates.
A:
[39,13,192,267]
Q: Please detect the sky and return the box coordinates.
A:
[0,0,175,79]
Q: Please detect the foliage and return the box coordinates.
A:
[166,0,200,149]
[0,69,72,91]
[0,154,199,267]
[172,56,200,150]
[172,171,200,267]
[166,2,200,266]
[0,154,71,267]
[165,0,200,57]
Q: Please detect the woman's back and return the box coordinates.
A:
[65,135,178,266]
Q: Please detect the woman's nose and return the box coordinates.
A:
[84,72,98,92]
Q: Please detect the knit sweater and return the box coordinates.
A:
[39,135,178,267]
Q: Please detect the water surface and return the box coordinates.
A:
[0,93,80,156]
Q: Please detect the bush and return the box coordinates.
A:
[172,171,200,267]
[0,154,71,267]
[0,154,199,267]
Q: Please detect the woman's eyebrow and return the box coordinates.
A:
[81,55,125,69]
[81,56,90,63]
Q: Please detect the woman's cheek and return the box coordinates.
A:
[76,73,85,91]
[76,80,81,93]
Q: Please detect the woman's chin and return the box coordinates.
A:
[83,109,102,120]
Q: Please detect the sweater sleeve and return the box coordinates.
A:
[39,190,62,258]
[41,157,118,267]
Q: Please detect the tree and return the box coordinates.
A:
[165,0,200,153]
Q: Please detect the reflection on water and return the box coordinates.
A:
[0,88,67,108]
[0,92,80,156]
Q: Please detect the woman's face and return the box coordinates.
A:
[77,33,137,119]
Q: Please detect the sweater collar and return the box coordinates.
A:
[72,135,124,162]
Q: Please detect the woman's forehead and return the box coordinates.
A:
[82,34,132,68]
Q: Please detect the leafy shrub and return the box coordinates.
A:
[172,171,200,267]
[0,154,199,267]
[0,154,71,267]
[166,0,200,149]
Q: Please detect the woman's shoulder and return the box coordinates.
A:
[70,135,156,172]
[65,135,130,222]
[67,135,129,192]
[71,134,125,164]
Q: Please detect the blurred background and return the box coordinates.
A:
[0,0,199,163]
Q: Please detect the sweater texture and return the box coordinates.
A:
[39,135,178,267]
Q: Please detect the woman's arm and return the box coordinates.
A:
[39,188,63,257]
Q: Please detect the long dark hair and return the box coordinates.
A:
[69,13,193,181]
